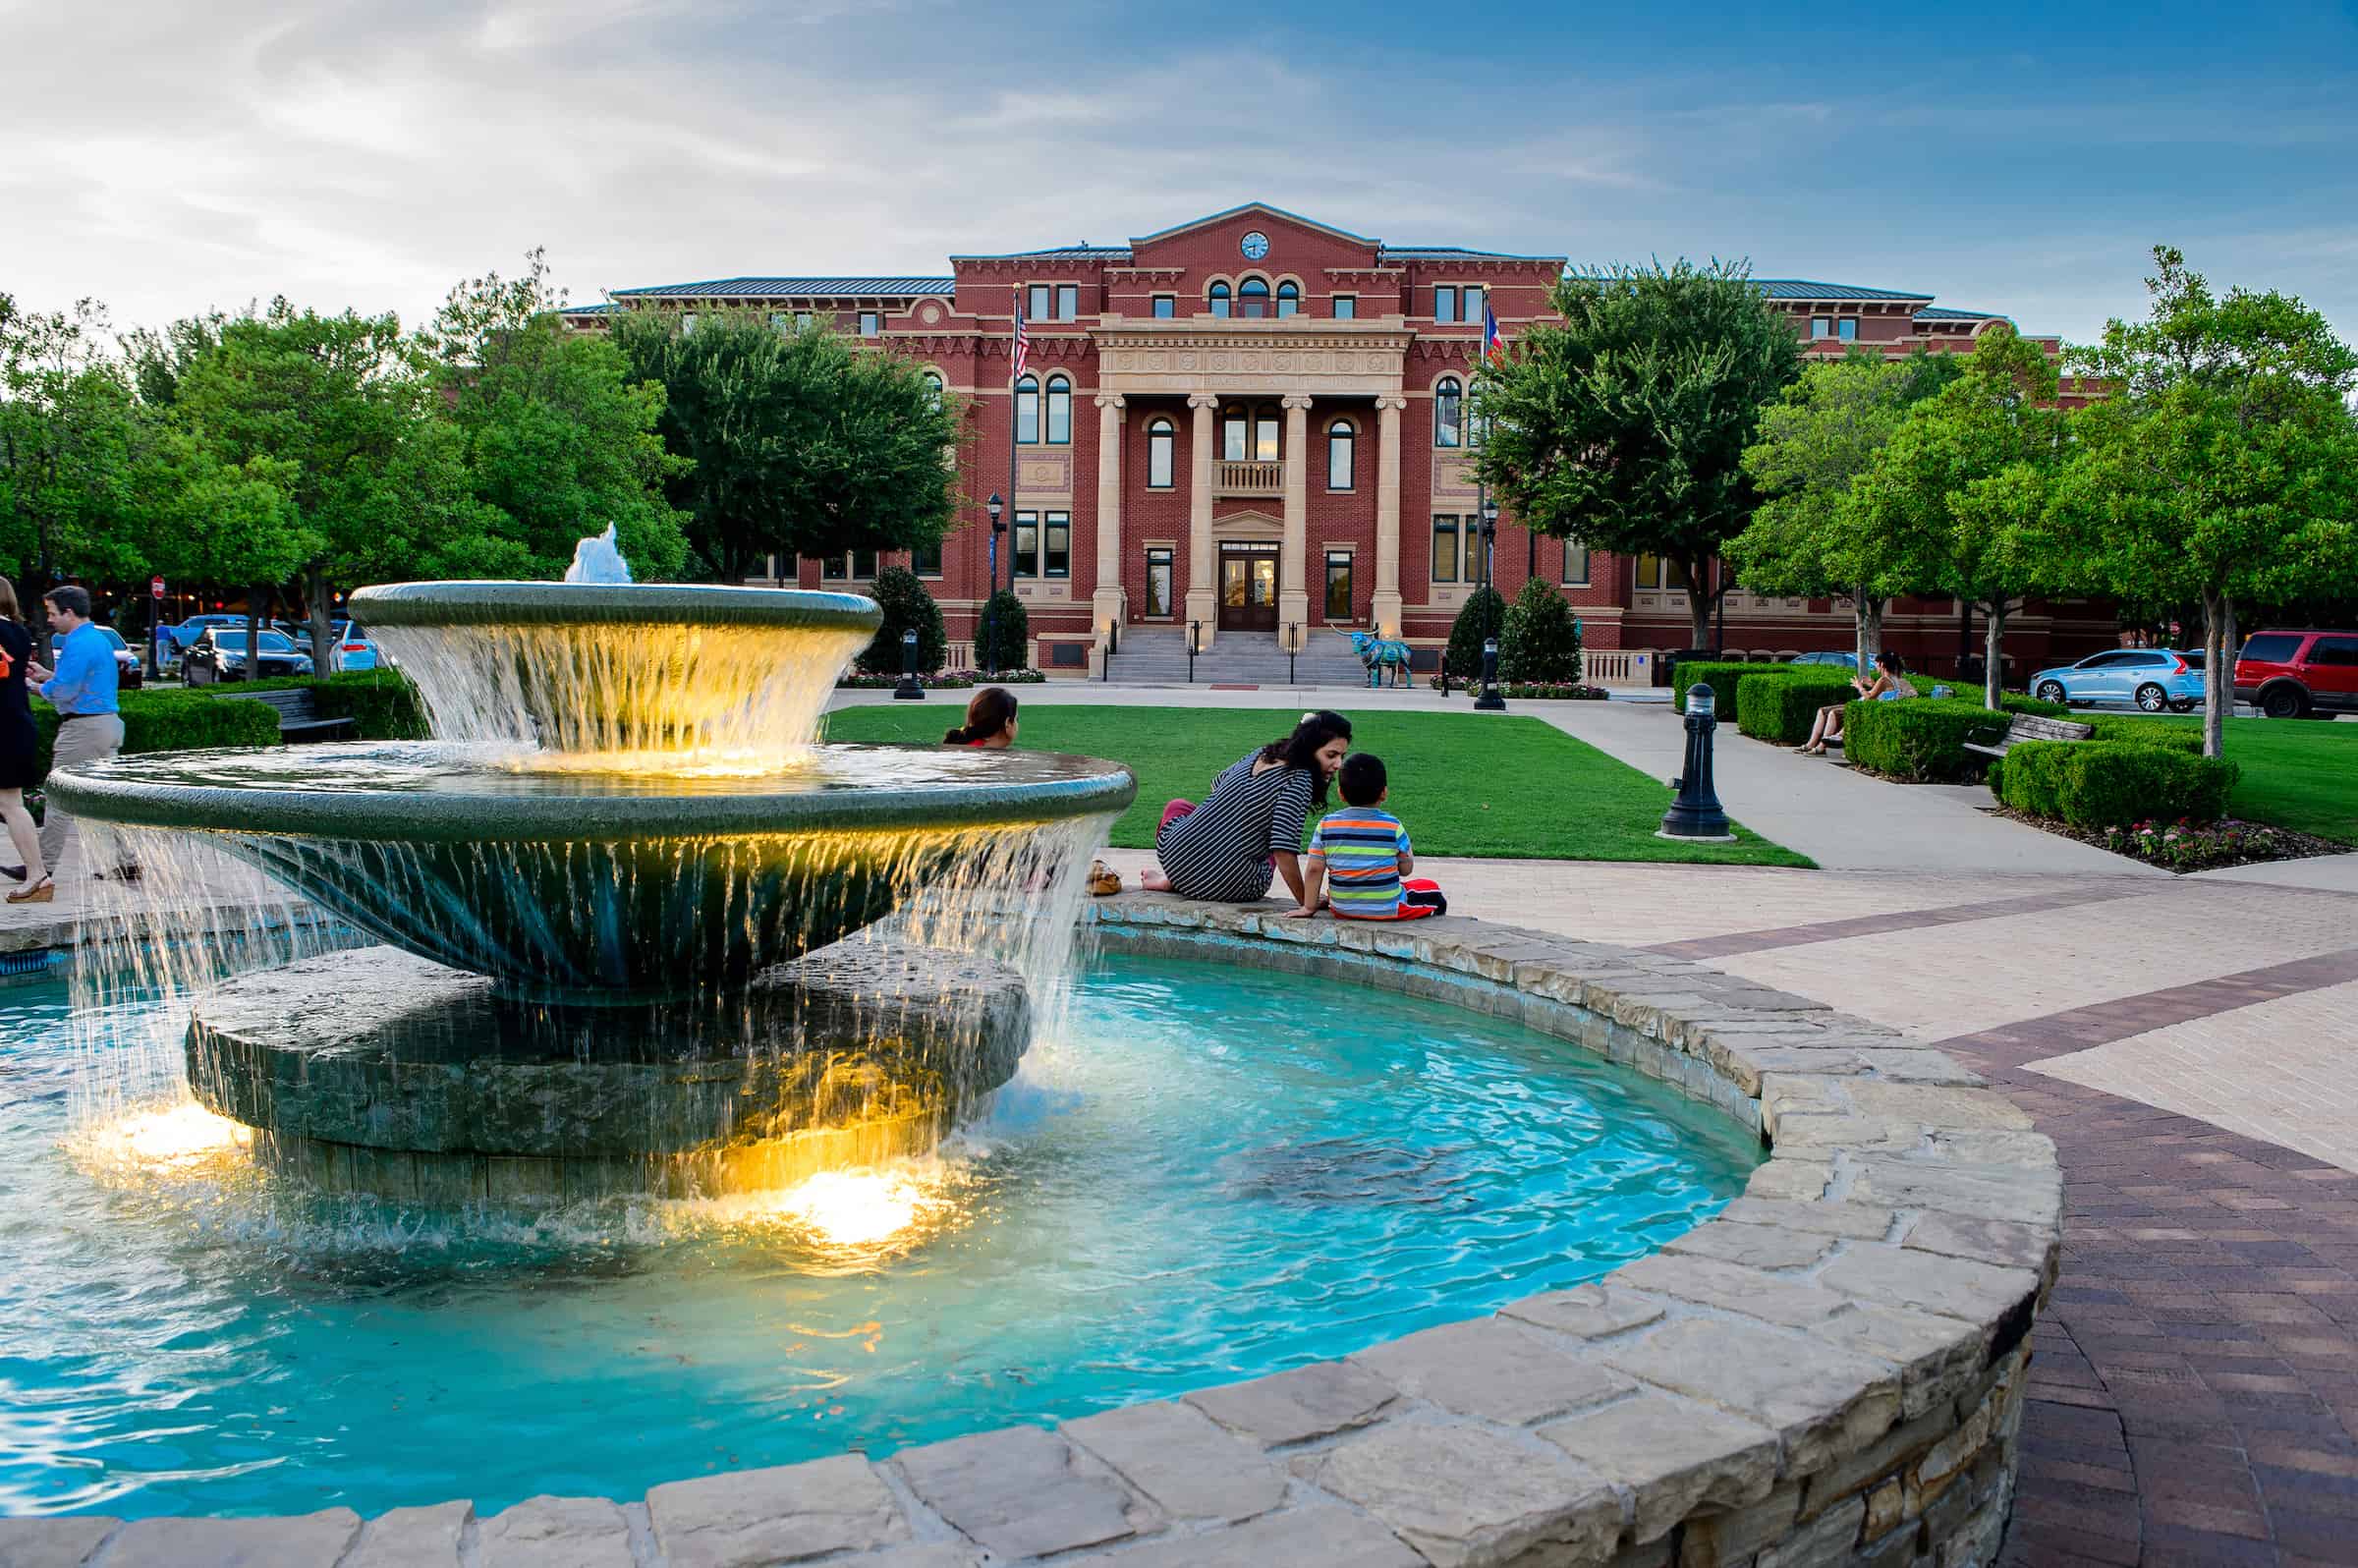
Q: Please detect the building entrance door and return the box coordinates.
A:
[1218,541,1279,632]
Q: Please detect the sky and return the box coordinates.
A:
[6,0,2357,349]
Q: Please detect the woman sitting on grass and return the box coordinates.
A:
[1799,651,1915,756]
[1142,710,1351,906]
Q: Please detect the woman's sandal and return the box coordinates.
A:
[7,875,54,905]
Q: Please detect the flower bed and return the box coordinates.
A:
[1994,810,2349,873]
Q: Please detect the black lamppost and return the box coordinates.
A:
[1479,494,1500,636]
[1659,684,1734,840]
[983,492,1005,674]
[892,628,924,700]
[1474,496,1505,710]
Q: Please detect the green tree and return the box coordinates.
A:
[1852,326,2074,708]
[1497,577,1583,684]
[420,252,691,582]
[1473,260,1803,648]
[975,588,1029,673]
[2053,247,2358,755]
[1730,348,1962,666]
[612,310,962,581]
[856,564,948,676]
[162,300,492,669]
[0,295,152,620]
[1443,585,1508,682]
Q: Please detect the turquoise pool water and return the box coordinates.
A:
[0,954,1758,1519]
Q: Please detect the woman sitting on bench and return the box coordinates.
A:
[1799,651,1916,756]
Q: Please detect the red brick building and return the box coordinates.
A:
[565,203,2107,682]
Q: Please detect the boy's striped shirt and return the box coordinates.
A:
[1311,807,1413,918]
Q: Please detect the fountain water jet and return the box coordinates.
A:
[49,560,1134,1201]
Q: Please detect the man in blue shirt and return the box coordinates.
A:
[29,586,127,878]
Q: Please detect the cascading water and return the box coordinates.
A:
[47,548,1136,1204]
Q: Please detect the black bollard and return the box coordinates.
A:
[892,628,924,700]
[1474,637,1506,711]
[1188,620,1200,685]
[1287,623,1298,686]
[1659,683,1734,840]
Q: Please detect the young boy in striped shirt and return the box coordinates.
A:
[1284,754,1447,921]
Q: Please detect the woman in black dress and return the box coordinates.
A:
[0,578,49,903]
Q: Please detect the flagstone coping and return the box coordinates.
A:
[10,895,2056,1568]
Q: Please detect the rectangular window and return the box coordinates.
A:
[858,311,880,337]
[1433,286,1458,323]
[1836,318,1858,343]
[851,548,878,580]
[2313,637,2358,667]
[795,312,814,329]
[1810,317,1832,339]
[1028,285,1051,321]
[1055,284,1078,321]
[1013,512,1039,579]
[2237,633,2302,663]
[1432,516,1460,584]
[768,311,790,331]
[1462,285,1485,324]
[1146,548,1174,618]
[1151,295,1175,319]
[1332,295,1356,319]
[1635,554,1690,591]
[1044,512,1070,578]
[821,553,848,581]
[912,538,942,577]
[1324,552,1354,621]
[1560,540,1591,586]
[681,311,698,334]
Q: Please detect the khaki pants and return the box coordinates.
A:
[40,713,125,872]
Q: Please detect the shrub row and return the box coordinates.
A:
[1838,698,2018,782]
[1673,661,1802,715]
[1997,741,2238,827]
[1735,673,1857,744]
[32,689,282,779]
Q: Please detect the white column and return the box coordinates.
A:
[1092,393,1126,634]
[1279,394,1312,646]
[1373,394,1407,638]
[1185,392,1218,646]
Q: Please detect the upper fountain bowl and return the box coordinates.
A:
[346,582,884,758]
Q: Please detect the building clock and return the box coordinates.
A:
[1239,231,1270,260]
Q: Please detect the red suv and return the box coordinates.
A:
[2234,630,2358,718]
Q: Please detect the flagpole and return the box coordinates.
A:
[1005,290,1022,670]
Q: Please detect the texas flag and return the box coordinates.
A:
[1481,304,1507,363]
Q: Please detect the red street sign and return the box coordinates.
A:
[150,577,166,597]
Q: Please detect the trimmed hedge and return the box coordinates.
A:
[1673,661,1801,715]
[32,689,281,779]
[2082,714,2203,754]
[1736,672,1857,744]
[1839,698,2017,782]
[1998,740,2238,827]
[225,670,429,741]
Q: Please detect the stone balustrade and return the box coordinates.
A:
[0,897,2057,1568]
[1213,459,1283,497]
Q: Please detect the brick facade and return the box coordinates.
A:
[565,203,2108,680]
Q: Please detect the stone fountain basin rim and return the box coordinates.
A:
[346,581,883,632]
[44,747,1139,843]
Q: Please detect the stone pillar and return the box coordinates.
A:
[1278,394,1312,646]
[1185,392,1219,647]
[1373,394,1408,638]
[1092,393,1126,634]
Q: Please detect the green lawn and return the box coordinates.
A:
[823,703,1812,867]
[2127,714,2358,843]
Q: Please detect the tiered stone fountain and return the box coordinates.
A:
[47,552,1135,1201]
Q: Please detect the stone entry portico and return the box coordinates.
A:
[1094,319,1415,646]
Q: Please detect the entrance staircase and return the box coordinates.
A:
[1100,629,1388,688]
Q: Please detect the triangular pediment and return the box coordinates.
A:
[1131,203,1380,250]
[1211,510,1285,538]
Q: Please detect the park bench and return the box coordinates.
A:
[1961,711,2095,760]
[218,687,357,741]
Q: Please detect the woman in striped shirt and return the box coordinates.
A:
[1141,710,1352,905]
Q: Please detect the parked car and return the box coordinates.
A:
[182,627,315,683]
[332,628,380,672]
[2028,648,2204,712]
[1790,651,1860,670]
[93,626,144,690]
[161,614,267,657]
[2234,629,2358,719]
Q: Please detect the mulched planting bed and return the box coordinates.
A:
[1988,808,2352,872]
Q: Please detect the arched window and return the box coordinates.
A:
[921,370,943,408]
[1326,419,1355,491]
[1147,418,1176,488]
[1237,277,1271,318]
[1044,374,1072,443]
[1016,374,1039,444]
[1208,282,1231,318]
[1276,281,1300,318]
[1433,377,1463,448]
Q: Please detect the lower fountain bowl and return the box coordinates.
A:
[186,941,1032,1202]
[47,742,1136,1000]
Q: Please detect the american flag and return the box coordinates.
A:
[1481,303,1506,364]
[1011,289,1030,383]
